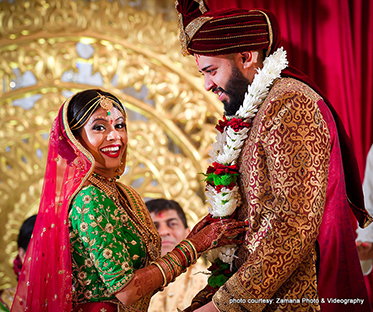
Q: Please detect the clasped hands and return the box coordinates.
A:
[186,215,249,255]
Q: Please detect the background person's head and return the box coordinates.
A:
[17,214,37,263]
[14,214,37,279]
[146,199,190,256]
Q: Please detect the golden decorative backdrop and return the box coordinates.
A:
[0,0,222,289]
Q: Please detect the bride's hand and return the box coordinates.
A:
[187,215,211,239]
[187,219,248,254]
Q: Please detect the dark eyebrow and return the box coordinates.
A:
[166,218,179,223]
[89,116,125,125]
[89,117,107,125]
[200,65,213,73]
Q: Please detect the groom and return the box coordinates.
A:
[175,1,372,311]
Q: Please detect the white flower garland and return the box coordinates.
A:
[205,47,288,264]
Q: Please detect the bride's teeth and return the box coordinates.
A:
[102,147,119,152]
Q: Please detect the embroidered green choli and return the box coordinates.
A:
[69,185,146,304]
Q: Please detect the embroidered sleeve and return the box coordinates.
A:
[70,186,137,294]
[213,88,331,311]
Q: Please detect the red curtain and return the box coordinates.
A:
[207,0,373,306]
[207,0,373,177]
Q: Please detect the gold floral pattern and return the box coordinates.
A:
[213,78,329,311]
[78,272,87,281]
[83,195,91,204]
[103,249,112,259]
[105,223,114,233]
[121,262,131,271]
[84,290,93,300]
[80,222,88,232]
[85,258,93,268]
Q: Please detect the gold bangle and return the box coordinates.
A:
[179,241,195,265]
[181,240,197,264]
[159,257,175,283]
[150,261,168,287]
[184,239,198,261]
[167,251,185,269]
[167,251,186,275]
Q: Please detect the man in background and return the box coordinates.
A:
[146,199,208,312]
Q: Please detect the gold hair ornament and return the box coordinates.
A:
[69,93,123,131]
[98,94,114,115]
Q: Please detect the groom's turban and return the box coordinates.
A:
[175,0,279,57]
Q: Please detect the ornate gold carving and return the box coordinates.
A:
[0,0,223,289]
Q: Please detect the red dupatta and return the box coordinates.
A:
[11,95,95,311]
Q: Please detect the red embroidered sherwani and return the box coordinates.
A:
[212,78,371,311]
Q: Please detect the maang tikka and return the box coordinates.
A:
[98,94,114,116]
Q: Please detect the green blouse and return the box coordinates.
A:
[69,185,146,304]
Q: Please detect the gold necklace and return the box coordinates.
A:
[116,186,161,261]
[88,173,160,261]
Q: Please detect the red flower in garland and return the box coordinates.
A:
[215,116,251,133]
[214,182,236,193]
[227,117,251,131]
[206,165,214,175]
[215,116,228,133]
[205,162,239,190]
[208,262,220,272]
[207,162,239,175]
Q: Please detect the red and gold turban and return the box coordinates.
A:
[175,0,280,57]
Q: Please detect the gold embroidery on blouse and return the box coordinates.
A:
[87,174,161,262]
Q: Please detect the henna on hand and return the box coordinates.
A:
[115,263,163,305]
[188,215,211,239]
[133,276,144,297]
[187,220,248,254]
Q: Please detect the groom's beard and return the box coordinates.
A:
[221,64,250,116]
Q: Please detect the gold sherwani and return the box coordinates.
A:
[213,78,329,311]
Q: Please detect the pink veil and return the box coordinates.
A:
[11,95,95,311]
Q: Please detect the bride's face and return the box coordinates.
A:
[78,107,127,176]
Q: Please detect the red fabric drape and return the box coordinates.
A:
[207,0,373,307]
